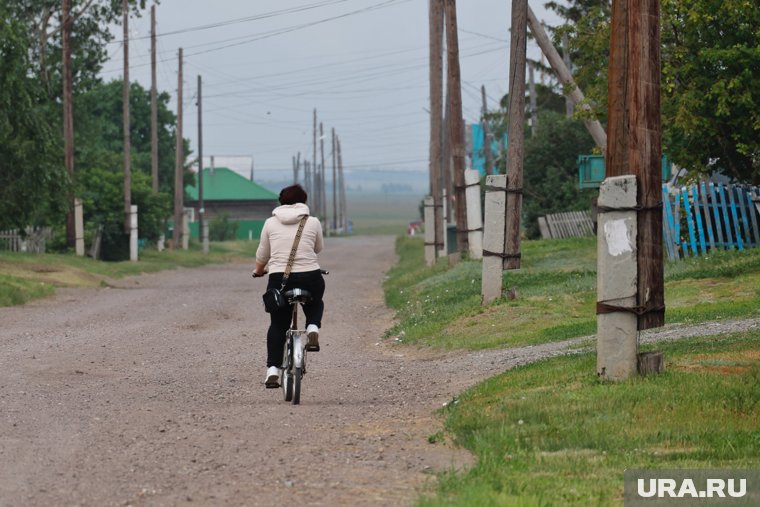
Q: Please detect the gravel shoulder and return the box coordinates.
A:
[1,235,757,506]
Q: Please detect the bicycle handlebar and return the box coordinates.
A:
[252,269,329,278]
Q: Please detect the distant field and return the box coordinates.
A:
[346,192,422,236]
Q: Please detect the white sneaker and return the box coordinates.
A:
[306,324,320,352]
[265,366,281,388]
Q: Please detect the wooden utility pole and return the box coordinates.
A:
[172,48,184,248]
[481,85,494,174]
[428,0,445,259]
[319,122,326,223]
[331,128,337,231]
[337,136,346,230]
[528,66,538,136]
[527,7,607,151]
[562,33,573,118]
[444,0,467,253]
[62,0,75,247]
[504,0,528,270]
[606,0,664,330]
[312,109,318,212]
[197,74,204,252]
[122,0,131,234]
[150,4,158,192]
[293,152,301,184]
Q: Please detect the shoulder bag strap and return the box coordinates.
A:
[280,216,308,290]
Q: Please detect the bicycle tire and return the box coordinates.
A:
[292,367,302,405]
[282,370,293,401]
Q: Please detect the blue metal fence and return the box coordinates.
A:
[662,182,760,261]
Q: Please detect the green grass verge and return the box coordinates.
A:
[419,331,760,506]
[384,236,760,350]
[0,240,258,307]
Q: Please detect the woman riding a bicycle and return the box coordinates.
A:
[252,184,325,388]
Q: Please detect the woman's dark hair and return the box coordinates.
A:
[279,184,308,205]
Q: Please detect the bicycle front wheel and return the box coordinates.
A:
[292,367,302,405]
[282,370,293,401]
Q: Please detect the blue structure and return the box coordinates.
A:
[471,124,507,176]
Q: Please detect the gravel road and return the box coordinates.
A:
[2,235,758,507]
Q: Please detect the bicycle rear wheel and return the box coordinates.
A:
[292,367,302,405]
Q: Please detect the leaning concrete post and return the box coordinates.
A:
[481,174,507,304]
[465,169,483,259]
[74,198,85,257]
[201,213,209,255]
[129,205,138,262]
[597,175,638,380]
[424,196,436,266]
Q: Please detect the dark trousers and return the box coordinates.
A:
[265,270,325,367]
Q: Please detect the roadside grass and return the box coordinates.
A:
[0,240,258,307]
[384,236,760,350]
[418,331,760,506]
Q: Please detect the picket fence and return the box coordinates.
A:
[663,182,760,261]
[538,211,595,239]
[0,227,53,253]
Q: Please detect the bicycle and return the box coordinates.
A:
[280,287,317,404]
[254,270,327,405]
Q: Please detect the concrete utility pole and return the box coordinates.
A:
[293,152,301,184]
[150,4,158,192]
[527,6,607,152]
[444,0,468,253]
[122,0,131,234]
[504,0,528,270]
[528,66,538,136]
[172,48,184,249]
[331,127,337,231]
[481,85,494,175]
[427,0,445,264]
[197,74,207,254]
[605,0,664,331]
[62,0,76,249]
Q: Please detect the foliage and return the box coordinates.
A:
[75,79,187,195]
[522,111,597,239]
[209,213,240,242]
[660,0,760,183]
[548,0,760,183]
[0,6,69,230]
[78,167,171,260]
[420,332,760,506]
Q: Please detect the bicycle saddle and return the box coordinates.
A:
[283,288,312,302]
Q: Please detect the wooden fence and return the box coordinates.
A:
[0,227,53,253]
[538,210,595,239]
[663,182,760,261]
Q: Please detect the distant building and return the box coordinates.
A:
[185,167,279,240]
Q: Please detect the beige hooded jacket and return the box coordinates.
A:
[255,203,323,273]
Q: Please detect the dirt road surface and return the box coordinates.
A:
[0,236,474,507]
[3,235,759,506]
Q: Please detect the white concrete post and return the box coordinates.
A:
[201,214,209,255]
[129,205,138,262]
[423,196,436,266]
[465,169,483,259]
[74,198,85,257]
[157,234,165,252]
[596,175,638,380]
[481,174,507,304]
[182,211,190,250]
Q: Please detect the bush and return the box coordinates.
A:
[209,213,238,241]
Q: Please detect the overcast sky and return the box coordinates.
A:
[102,0,563,179]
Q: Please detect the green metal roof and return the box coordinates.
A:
[185,167,279,201]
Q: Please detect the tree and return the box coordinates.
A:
[0,6,69,231]
[522,112,596,238]
[548,0,760,183]
[661,0,760,182]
